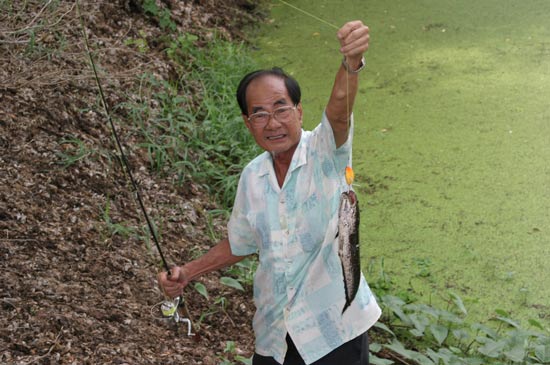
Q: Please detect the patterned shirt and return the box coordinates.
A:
[227,113,381,364]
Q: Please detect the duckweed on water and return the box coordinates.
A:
[254,0,550,326]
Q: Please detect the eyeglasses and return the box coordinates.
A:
[247,105,297,127]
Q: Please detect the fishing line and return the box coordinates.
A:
[76,0,195,337]
[278,2,364,312]
[277,0,353,170]
[277,0,339,30]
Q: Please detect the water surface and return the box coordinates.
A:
[253,0,550,324]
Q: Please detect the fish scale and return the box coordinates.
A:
[338,189,361,314]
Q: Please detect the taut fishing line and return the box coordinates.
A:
[278,0,340,30]
[277,0,354,169]
[75,1,195,337]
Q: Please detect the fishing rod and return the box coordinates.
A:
[75,1,195,337]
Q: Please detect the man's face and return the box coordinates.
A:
[242,75,303,156]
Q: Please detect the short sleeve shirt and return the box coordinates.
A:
[227,112,381,364]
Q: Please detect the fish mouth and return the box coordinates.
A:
[348,190,357,204]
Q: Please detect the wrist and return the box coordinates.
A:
[178,265,190,283]
[342,56,366,74]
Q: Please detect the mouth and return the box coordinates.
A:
[265,134,286,141]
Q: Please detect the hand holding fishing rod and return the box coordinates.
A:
[157,238,245,299]
[158,265,190,298]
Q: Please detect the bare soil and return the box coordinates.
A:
[0,1,265,364]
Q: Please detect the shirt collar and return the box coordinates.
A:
[257,129,307,177]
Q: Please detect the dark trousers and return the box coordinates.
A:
[252,332,369,365]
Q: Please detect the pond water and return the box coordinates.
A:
[253,0,550,325]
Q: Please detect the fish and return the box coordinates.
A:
[337,187,361,314]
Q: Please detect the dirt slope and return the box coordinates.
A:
[0,1,264,364]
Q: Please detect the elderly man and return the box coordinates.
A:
[159,20,381,365]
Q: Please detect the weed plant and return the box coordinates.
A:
[122,34,259,209]
[367,260,550,365]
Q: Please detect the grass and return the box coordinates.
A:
[120,34,260,209]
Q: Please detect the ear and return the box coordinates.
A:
[242,114,253,132]
[297,103,304,125]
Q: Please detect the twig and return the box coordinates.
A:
[2,230,39,243]
[0,0,53,35]
[0,239,40,242]
[2,61,154,88]
[1,298,17,310]
[386,351,415,365]
[23,326,64,365]
[222,308,236,327]
[24,0,53,32]
[0,2,76,47]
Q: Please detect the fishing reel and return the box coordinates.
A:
[154,296,195,337]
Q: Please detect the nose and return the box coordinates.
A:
[264,113,282,129]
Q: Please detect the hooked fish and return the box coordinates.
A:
[337,167,361,314]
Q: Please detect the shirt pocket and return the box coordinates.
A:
[295,191,330,253]
[246,210,272,251]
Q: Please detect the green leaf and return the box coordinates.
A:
[159,10,176,32]
[236,355,253,365]
[405,303,439,318]
[385,340,413,360]
[410,313,430,335]
[426,348,453,364]
[369,342,383,352]
[142,0,158,15]
[430,323,449,345]
[529,318,544,330]
[224,340,236,353]
[220,276,245,291]
[495,316,520,329]
[448,346,463,355]
[451,328,471,343]
[369,354,395,365]
[373,322,395,337]
[477,338,506,358]
[193,282,208,299]
[385,339,435,364]
[438,309,463,324]
[535,344,550,362]
[472,323,498,339]
[503,343,525,363]
[410,351,435,365]
[494,308,509,317]
[449,292,468,315]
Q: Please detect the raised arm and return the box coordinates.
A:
[325,20,370,148]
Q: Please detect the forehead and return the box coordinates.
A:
[245,75,290,109]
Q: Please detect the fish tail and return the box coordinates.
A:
[342,300,351,314]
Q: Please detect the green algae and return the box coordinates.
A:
[253,0,550,325]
